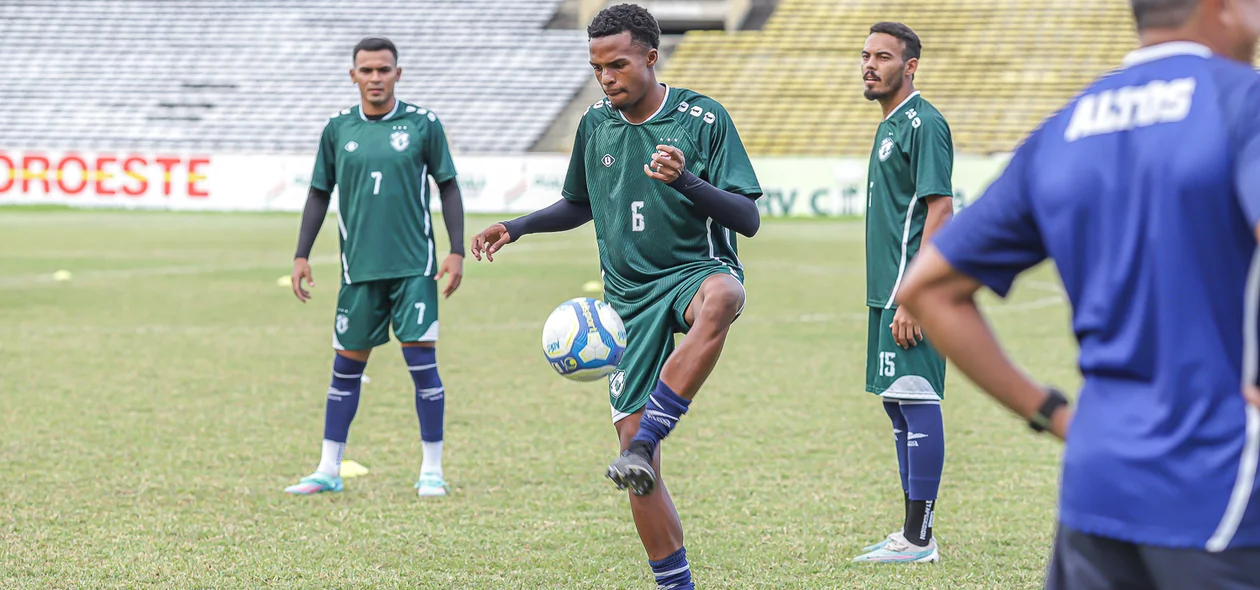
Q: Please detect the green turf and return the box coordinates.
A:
[0,210,1076,589]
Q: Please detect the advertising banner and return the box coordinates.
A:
[0,149,1011,216]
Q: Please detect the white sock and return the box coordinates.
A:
[421,440,443,476]
[318,439,345,477]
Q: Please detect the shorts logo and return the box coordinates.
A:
[390,131,409,152]
[335,314,349,334]
[602,154,615,168]
[879,136,895,162]
[344,141,359,152]
[609,369,626,399]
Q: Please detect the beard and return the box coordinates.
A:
[864,67,904,101]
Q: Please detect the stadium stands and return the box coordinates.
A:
[663,0,1141,156]
[0,0,590,154]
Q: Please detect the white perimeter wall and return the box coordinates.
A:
[0,150,1012,216]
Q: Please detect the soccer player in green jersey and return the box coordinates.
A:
[283,37,466,498]
[852,22,954,563]
[470,6,760,588]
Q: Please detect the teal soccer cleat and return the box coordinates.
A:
[415,472,450,497]
[853,532,939,563]
[284,472,344,495]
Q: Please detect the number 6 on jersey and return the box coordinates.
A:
[631,201,645,232]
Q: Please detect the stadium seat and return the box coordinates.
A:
[661,0,1249,156]
[0,0,589,154]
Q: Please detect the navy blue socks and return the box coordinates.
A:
[900,401,945,546]
[649,547,693,590]
[631,380,691,452]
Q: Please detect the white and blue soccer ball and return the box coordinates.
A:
[541,297,627,381]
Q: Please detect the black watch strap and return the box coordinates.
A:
[1029,387,1069,433]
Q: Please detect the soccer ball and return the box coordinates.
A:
[541,297,627,381]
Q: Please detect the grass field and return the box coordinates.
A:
[0,209,1078,589]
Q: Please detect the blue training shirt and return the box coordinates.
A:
[933,42,1260,550]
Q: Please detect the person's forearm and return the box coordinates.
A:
[501,198,593,241]
[438,179,465,256]
[668,170,760,237]
[921,196,953,244]
[295,187,331,259]
[899,247,1068,438]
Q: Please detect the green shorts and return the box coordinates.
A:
[866,306,946,401]
[606,265,744,423]
[332,275,439,351]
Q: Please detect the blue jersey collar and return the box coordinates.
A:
[1122,41,1212,67]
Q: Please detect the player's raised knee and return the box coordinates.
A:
[700,278,744,324]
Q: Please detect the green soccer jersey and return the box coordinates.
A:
[311,99,457,285]
[561,86,762,300]
[865,91,954,308]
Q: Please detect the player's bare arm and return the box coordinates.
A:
[891,194,953,348]
[898,245,1071,439]
[470,199,594,262]
[647,144,761,237]
[292,186,332,302]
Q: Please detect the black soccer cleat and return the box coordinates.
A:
[606,443,657,496]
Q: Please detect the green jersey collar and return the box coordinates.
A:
[359,99,401,122]
[618,84,672,126]
[883,90,921,122]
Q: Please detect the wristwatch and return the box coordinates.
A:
[1029,386,1069,433]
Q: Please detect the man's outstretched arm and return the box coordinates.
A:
[470,198,593,262]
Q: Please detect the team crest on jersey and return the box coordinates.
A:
[879,136,895,162]
[390,131,409,152]
[602,154,615,167]
[344,141,358,152]
[609,369,626,399]
[335,314,349,334]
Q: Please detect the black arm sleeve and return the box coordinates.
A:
[437,179,465,256]
[501,198,593,242]
[668,170,761,237]
[294,186,331,259]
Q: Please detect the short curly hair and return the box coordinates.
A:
[587,3,660,50]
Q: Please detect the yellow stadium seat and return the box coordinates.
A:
[662,0,1160,155]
